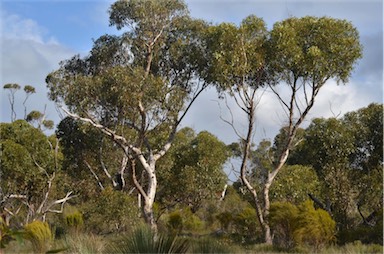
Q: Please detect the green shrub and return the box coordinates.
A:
[269,200,336,251]
[82,187,140,234]
[182,208,204,232]
[232,207,260,243]
[110,225,189,253]
[64,209,84,234]
[294,200,336,250]
[269,201,299,249]
[24,220,53,253]
[216,211,233,232]
[167,211,183,235]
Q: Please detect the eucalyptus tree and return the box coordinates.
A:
[46,0,210,230]
[212,16,362,244]
[260,16,362,243]
[0,120,73,225]
[157,128,229,213]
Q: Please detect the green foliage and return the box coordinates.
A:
[3,83,21,90]
[269,202,299,249]
[24,220,53,253]
[167,211,183,235]
[110,225,189,254]
[271,165,320,204]
[294,201,336,250]
[64,208,84,233]
[82,187,139,234]
[216,212,233,232]
[289,104,383,232]
[190,237,231,253]
[181,208,204,232]
[205,15,267,90]
[1,120,64,224]
[0,217,24,249]
[232,207,259,243]
[268,16,362,84]
[270,201,336,250]
[157,128,229,212]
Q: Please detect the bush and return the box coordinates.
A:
[167,211,183,235]
[110,225,189,253]
[216,211,233,232]
[64,208,84,234]
[269,200,336,250]
[294,200,336,250]
[82,187,140,234]
[269,202,299,249]
[232,207,260,243]
[24,220,53,253]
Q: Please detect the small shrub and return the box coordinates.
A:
[65,210,84,233]
[110,225,189,253]
[167,211,183,235]
[24,220,53,253]
[182,208,204,232]
[232,207,260,243]
[216,211,233,232]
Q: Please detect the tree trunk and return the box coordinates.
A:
[143,200,157,232]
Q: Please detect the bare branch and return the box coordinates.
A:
[84,160,105,190]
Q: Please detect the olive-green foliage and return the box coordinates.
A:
[232,207,259,243]
[268,16,362,84]
[110,225,189,254]
[269,202,299,249]
[1,120,65,225]
[270,201,336,250]
[271,165,320,204]
[181,208,204,232]
[190,237,231,253]
[82,187,139,234]
[157,128,229,212]
[338,208,383,245]
[294,201,336,250]
[24,220,53,253]
[167,211,183,235]
[289,104,383,234]
[216,211,233,232]
[64,232,105,254]
[63,207,84,234]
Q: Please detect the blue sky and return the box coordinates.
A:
[1,0,383,146]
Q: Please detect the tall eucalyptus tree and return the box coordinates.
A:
[46,0,210,230]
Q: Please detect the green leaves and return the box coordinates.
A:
[205,16,267,90]
[268,16,362,84]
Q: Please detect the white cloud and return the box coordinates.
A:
[1,11,75,126]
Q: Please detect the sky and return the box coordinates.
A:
[1,0,383,147]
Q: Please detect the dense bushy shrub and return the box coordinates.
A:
[269,200,336,250]
[232,207,260,243]
[294,200,336,249]
[269,202,299,249]
[167,211,183,235]
[82,187,140,234]
[24,220,53,253]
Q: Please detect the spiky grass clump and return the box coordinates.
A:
[110,225,189,253]
[24,220,53,253]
